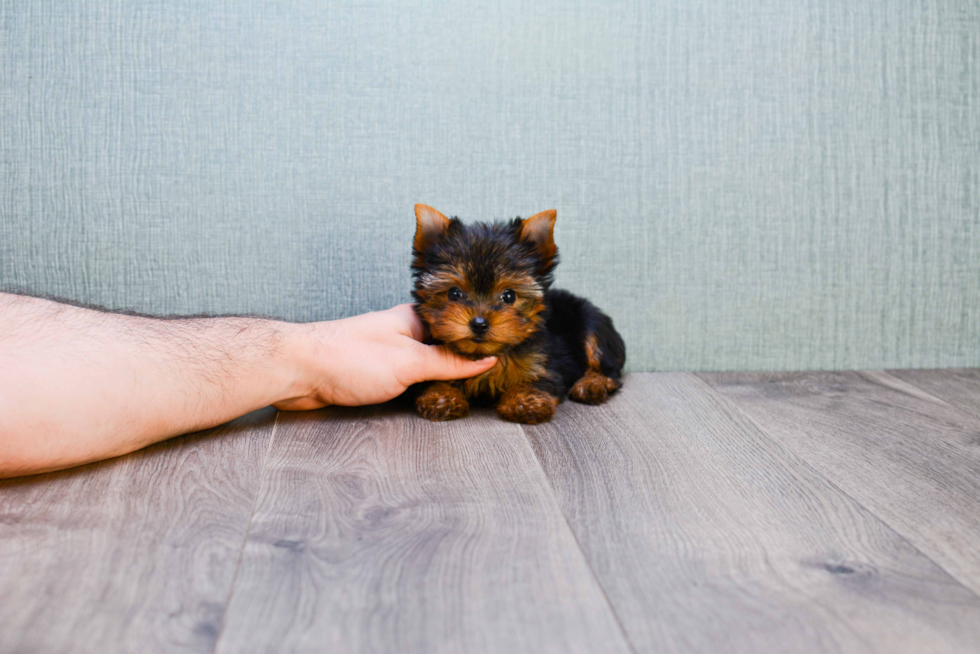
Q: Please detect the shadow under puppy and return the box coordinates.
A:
[411,204,626,424]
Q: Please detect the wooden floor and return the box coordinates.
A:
[2,370,980,654]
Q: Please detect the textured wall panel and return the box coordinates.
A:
[1,1,978,371]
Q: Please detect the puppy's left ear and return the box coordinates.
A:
[519,209,557,268]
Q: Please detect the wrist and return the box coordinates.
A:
[273,320,335,407]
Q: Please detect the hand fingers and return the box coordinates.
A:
[415,344,496,382]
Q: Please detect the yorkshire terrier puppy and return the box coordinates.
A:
[411,204,626,424]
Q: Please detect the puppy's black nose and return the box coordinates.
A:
[470,316,489,335]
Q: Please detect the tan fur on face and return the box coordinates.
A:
[414,265,468,303]
[417,266,546,358]
[422,302,476,344]
[492,272,543,300]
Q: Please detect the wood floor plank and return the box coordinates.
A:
[215,405,632,654]
[886,369,980,420]
[0,408,277,654]
[526,373,980,654]
[698,370,980,598]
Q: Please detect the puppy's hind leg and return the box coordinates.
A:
[569,332,623,405]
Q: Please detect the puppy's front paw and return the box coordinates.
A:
[569,371,619,405]
[416,382,470,421]
[496,386,558,424]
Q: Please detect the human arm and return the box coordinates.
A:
[0,294,494,478]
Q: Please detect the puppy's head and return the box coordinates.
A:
[411,204,558,359]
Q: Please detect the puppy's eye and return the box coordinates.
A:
[501,289,516,304]
[448,287,463,302]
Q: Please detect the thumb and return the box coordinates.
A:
[416,344,497,382]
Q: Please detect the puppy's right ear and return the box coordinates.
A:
[414,204,451,255]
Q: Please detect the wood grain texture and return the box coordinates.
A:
[215,405,631,654]
[525,373,980,654]
[0,408,276,654]
[886,369,980,420]
[698,370,980,598]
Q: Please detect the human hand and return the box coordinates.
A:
[274,304,496,410]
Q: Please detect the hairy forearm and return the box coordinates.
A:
[0,295,497,478]
[0,293,307,477]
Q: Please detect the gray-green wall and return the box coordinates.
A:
[2,1,978,372]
